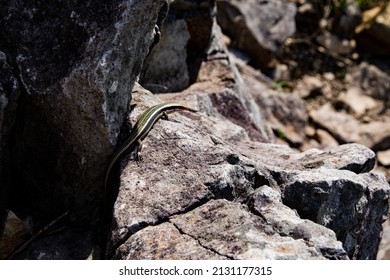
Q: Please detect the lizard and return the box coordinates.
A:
[103,102,197,214]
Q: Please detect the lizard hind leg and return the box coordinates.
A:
[134,140,143,162]
[161,112,169,120]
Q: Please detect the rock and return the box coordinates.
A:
[248,186,347,259]
[282,169,389,259]
[253,90,308,147]
[359,122,390,151]
[294,75,324,99]
[106,91,388,259]
[0,52,20,227]
[140,0,216,93]
[356,1,390,55]
[332,0,361,38]
[2,0,389,261]
[142,4,274,144]
[114,221,227,260]
[1,0,169,226]
[337,87,378,117]
[316,32,356,55]
[347,62,390,104]
[243,142,376,175]
[377,219,390,259]
[377,150,390,167]
[0,211,31,259]
[172,199,343,260]
[310,103,360,143]
[22,229,97,260]
[232,55,308,147]
[216,0,296,69]
[315,129,340,150]
[310,103,390,151]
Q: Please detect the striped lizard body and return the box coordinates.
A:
[104,102,197,211]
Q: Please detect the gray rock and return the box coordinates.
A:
[114,222,227,260]
[293,75,324,99]
[315,129,340,150]
[106,93,388,259]
[141,0,217,93]
[347,62,390,105]
[216,0,296,68]
[232,55,308,146]
[333,0,361,38]
[1,0,168,226]
[170,199,342,259]
[248,186,347,259]
[316,32,355,55]
[337,87,378,117]
[282,169,389,259]
[142,4,274,143]
[310,103,390,151]
[310,103,359,144]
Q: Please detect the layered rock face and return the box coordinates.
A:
[0,0,389,260]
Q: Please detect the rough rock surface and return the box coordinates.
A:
[1,0,389,260]
[0,0,168,226]
[106,87,387,259]
[0,51,20,230]
[216,0,296,69]
[310,103,390,151]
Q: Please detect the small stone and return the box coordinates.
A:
[294,75,323,98]
[323,72,335,81]
[305,125,316,137]
[316,129,339,149]
[377,150,390,167]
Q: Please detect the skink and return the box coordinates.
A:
[104,102,197,210]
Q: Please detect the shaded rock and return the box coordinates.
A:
[356,2,390,55]
[21,229,97,260]
[141,0,216,93]
[316,32,355,55]
[216,0,296,69]
[232,55,307,146]
[377,150,390,167]
[0,52,20,222]
[332,0,361,38]
[282,169,389,259]
[253,90,308,147]
[347,62,390,106]
[142,5,274,143]
[294,75,324,99]
[1,0,168,226]
[0,211,31,259]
